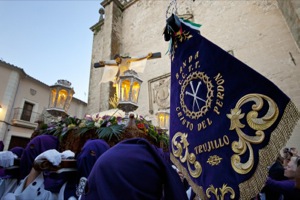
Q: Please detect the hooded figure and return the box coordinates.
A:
[76,139,110,179]
[2,135,60,200]
[59,139,110,199]
[9,147,24,159]
[81,138,188,200]
[19,135,59,180]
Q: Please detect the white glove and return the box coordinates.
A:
[35,149,61,166]
[34,149,75,166]
[61,150,75,159]
[0,151,15,167]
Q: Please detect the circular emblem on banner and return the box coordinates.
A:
[180,72,214,119]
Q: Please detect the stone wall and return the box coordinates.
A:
[88,0,300,149]
[277,0,300,50]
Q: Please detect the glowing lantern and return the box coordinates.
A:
[156,111,170,131]
[47,80,74,117]
[117,70,142,117]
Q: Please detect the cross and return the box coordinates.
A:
[185,81,206,112]
[94,52,161,68]
[94,52,161,83]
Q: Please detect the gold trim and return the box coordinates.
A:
[171,154,207,200]
[227,94,279,174]
[171,132,202,178]
[206,184,235,200]
[171,101,300,199]
[239,101,300,199]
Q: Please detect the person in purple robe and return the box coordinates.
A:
[2,135,60,200]
[9,147,24,159]
[76,139,110,180]
[61,139,110,199]
[19,135,59,180]
[2,147,25,180]
[81,138,188,200]
[0,147,24,198]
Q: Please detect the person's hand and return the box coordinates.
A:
[35,149,61,166]
[61,150,75,159]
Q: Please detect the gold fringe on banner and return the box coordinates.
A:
[171,101,300,200]
[170,154,207,200]
[239,101,300,199]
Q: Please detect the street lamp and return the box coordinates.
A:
[47,80,75,117]
[117,70,142,118]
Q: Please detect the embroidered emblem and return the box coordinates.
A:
[227,94,279,174]
[206,184,235,200]
[207,155,222,166]
[180,72,213,119]
[171,132,202,178]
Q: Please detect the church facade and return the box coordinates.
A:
[87,0,300,149]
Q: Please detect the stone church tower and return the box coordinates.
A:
[87,0,300,149]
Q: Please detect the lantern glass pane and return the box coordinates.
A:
[157,112,170,129]
[165,114,170,129]
[131,82,140,103]
[57,89,68,109]
[50,89,57,107]
[158,113,164,128]
[121,80,130,101]
[65,92,74,111]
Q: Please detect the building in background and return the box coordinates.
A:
[0,60,87,150]
[87,0,300,149]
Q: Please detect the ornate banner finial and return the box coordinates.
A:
[166,0,177,19]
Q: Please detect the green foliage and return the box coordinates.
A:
[35,112,169,149]
[96,124,125,141]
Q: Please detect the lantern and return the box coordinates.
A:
[47,80,74,117]
[156,110,170,131]
[117,70,142,117]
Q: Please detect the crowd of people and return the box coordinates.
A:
[0,135,300,199]
[259,147,300,200]
[0,135,187,200]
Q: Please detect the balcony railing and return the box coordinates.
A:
[11,108,40,129]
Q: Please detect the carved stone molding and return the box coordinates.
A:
[101,0,138,11]
[148,73,170,114]
[30,88,37,96]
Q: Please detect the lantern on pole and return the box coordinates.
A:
[117,70,142,118]
[47,80,75,117]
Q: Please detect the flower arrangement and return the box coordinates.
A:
[34,112,169,153]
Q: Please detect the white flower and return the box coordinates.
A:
[94,122,100,128]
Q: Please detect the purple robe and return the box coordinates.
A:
[61,139,110,200]
[81,138,188,200]
[76,139,110,179]
[20,135,59,179]
[9,147,24,158]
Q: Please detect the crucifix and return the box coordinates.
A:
[94,52,161,117]
[94,52,161,81]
